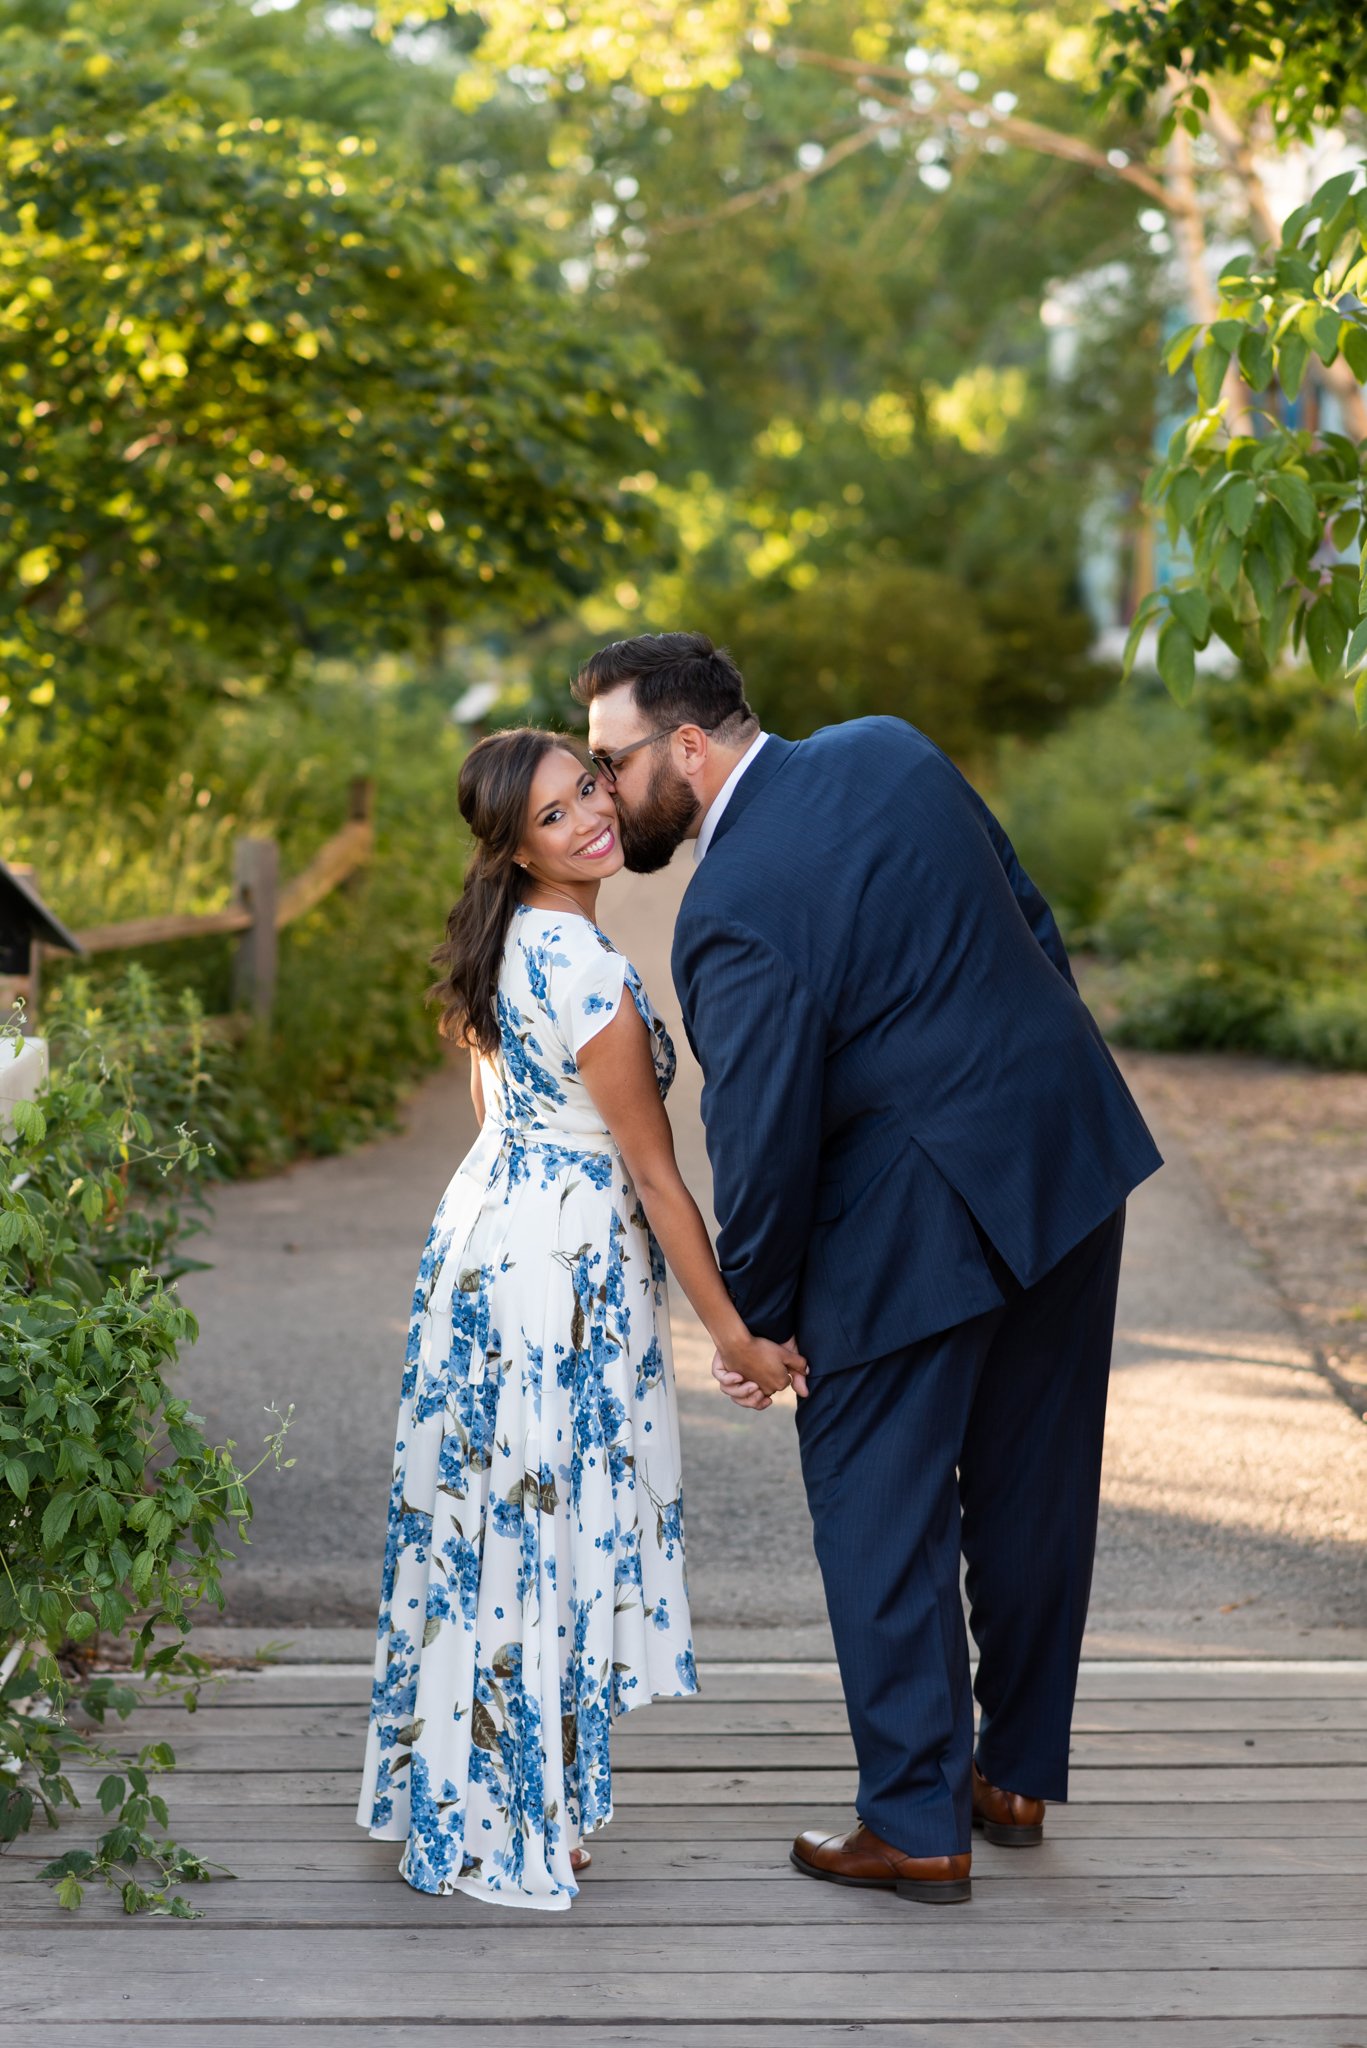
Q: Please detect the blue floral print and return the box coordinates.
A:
[357,907,696,1911]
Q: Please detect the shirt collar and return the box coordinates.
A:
[693,730,769,864]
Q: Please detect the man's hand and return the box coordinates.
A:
[712,1336,808,1411]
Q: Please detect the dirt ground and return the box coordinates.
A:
[1114,1045,1367,1420]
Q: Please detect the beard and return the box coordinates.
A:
[615,754,700,873]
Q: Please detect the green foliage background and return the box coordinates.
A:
[4,0,1367,1166]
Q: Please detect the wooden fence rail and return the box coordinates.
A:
[38,778,373,1028]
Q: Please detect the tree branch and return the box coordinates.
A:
[780,46,1178,212]
[655,121,888,234]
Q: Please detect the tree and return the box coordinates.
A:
[390,0,1367,724]
[0,4,665,778]
[1099,1,1367,135]
[426,2,1151,743]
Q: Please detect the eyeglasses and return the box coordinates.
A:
[589,720,720,783]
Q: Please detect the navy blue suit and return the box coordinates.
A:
[672,720,1161,1854]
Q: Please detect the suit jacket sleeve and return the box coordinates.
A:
[972,795,1077,990]
[673,913,826,1343]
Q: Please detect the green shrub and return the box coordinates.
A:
[7,666,470,1171]
[693,558,1112,760]
[991,682,1202,934]
[0,982,293,1913]
[1095,762,1367,1066]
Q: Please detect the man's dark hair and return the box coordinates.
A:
[572,630,756,738]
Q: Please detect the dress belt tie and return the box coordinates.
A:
[484,1118,617,1156]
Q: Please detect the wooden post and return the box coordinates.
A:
[8,864,40,1030]
[231,837,279,1024]
[343,778,374,902]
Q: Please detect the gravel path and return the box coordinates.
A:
[179,854,1367,1658]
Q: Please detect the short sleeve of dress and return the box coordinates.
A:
[556,928,629,1061]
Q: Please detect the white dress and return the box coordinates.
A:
[356,906,697,1910]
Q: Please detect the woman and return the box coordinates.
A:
[356,728,804,1911]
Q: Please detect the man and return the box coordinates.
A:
[575,630,1161,1905]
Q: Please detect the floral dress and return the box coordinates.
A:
[356,906,697,1911]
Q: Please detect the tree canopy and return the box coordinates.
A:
[0,2,663,774]
[378,0,1367,724]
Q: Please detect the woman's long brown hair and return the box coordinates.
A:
[428,728,593,1054]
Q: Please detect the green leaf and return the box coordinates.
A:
[1244,548,1276,620]
[1306,597,1349,683]
[97,1774,126,1815]
[1193,341,1230,411]
[1222,475,1257,535]
[1208,603,1244,660]
[1331,508,1360,551]
[1120,594,1161,679]
[1164,322,1202,374]
[1237,330,1274,391]
[1309,170,1358,228]
[55,1876,83,1912]
[1210,318,1245,354]
[1356,672,1367,728]
[1328,570,1360,627]
[1169,467,1201,528]
[1310,304,1343,365]
[3,1458,28,1502]
[1169,588,1211,645]
[1277,331,1310,401]
[1261,587,1295,665]
[1344,617,1367,673]
[9,1100,45,1143]
[1341,323,1367,384]
[1265,471,1318,539]
[1156,617,1197,705]
[1214,532,1242,594]
[40,1490,78,1550]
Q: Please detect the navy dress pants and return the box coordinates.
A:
[794,1205,1126,1859]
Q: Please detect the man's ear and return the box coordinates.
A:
[674,724,710,776]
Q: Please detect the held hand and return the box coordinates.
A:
[779,1334,809,1399]
[712,1333,809,1408]
[712,1350,773,1410]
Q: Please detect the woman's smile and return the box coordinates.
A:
[573,824,617,861]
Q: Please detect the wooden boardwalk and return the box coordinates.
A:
[3,1657,1366,2044]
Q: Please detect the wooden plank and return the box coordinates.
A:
[119,1694,1367,1733]
[275,818,373,929]
[73,1763,1367,1805]
[9,1944,1367,2024]
[30,1797,1367,1842]
[72,905,253,953]
[1,2027,1360,2048]
[9,1921,1365,1971]
[5,1872,1363,1928]
[142,1727,1367,1770]
[6,1832,1366,1881]
[116,1660,1367,1707]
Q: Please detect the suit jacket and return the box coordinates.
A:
[671,720,1161,1369]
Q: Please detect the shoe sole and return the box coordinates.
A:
[972,1813,1044,1847]
[789,1848,971,1903]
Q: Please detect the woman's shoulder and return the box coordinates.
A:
[509,905,620,973]
[507,906,628,1029]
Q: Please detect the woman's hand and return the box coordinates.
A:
[713,1333,809,1409]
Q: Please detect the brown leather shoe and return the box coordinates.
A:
[790,1820,971,1903]
[971,1763,1046,1846]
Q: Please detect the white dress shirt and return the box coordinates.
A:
[693,731,769,864]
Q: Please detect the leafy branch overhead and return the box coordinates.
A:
[1130,168,1367,724]
[0,23,666,720]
